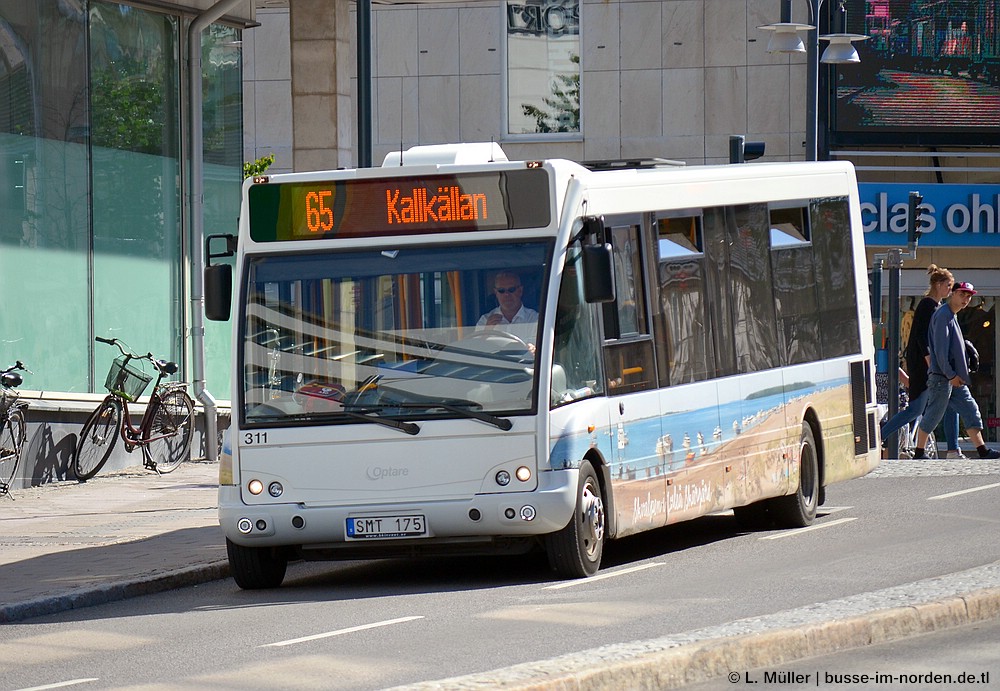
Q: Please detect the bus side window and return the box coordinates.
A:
[601,223,655,394]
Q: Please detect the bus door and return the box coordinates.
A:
[601,220,663,536]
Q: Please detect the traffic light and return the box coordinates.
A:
[907,191,926,244]
[729,135,765,164]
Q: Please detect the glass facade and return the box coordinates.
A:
[505,0,580,135]
[0,0,241,400]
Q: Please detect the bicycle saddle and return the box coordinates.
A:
[157,360,179,375]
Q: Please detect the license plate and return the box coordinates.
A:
[346,514,427,539]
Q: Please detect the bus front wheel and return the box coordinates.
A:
[227,538,288,589]
[545,460,605,578]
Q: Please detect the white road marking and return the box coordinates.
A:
[16,680,99,691]
[542,562,663,590]
[261,615,424,648]
[928,482,1000,501]
[818,505,853,514]
[759,516,857,540]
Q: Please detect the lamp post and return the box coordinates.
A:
[758,0,866,161]
[357,0,373,168]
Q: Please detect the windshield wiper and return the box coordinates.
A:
[341,407,420,435]
[269,408,420,435]
[394,400,513,431]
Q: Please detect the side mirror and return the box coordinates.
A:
[582,243,615,303]
[205,264,233,321]
[205,233,237,322]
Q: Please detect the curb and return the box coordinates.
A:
[391,586,1000,690]
[0,561,230,624]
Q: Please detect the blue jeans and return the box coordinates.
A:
[881,389,959,449]
[919,374,984,436]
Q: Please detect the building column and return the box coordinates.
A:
[289,0,353,170]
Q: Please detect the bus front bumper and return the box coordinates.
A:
[220,467,580,554]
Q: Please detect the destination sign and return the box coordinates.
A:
[248,168,551,242]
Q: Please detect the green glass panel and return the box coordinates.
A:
[90,3,181,386]
[201,23,244,401]
[0,1,90,392]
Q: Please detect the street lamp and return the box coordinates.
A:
[758,0,867,161]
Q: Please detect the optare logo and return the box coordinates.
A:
[366,466,409,480]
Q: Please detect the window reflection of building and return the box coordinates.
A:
[653,212,713,385]
[651,197,857,385]
[770,203,820,366]
[552,248,604,404]
[505,0,580,135]
[0,0,242,397]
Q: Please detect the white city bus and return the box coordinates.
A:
[205,143,881,589]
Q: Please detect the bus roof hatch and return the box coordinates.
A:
[381,142,509,167]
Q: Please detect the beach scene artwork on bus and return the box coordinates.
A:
[205,142,880,589]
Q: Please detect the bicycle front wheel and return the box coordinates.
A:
[0,408,26,491]
[142,389,194,473]
[74,399,122,481]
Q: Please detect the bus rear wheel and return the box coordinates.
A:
[770,422,819,528]
[227,538,288,589]
[545,460,605,578]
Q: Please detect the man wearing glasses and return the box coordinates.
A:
[476,271,538,347]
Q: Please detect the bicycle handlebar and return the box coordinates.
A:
[95,337,178,376]
[2,361,30,375]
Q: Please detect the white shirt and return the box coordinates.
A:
[476,305,539,344]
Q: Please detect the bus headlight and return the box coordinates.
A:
[495,470,511,486]
[515,466,531,482]
[248,479,264,495]
[268,481,283,497]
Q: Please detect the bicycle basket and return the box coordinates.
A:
[105,357,152,399]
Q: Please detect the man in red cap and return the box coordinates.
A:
[914,282,1000,459]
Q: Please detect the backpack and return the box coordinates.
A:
[966,339,980,374]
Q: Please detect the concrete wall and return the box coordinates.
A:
[243,0,813,171]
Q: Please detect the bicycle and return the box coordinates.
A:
[73,337,195,481]
[0,361,31,496]
[896,418,938,460]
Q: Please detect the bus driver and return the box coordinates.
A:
[476,271,538,348]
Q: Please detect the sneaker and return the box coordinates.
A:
[912,448,926,460]
[946,449,969,460]
[977,447,1000,460]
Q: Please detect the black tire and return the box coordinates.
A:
[545,460,605,578]
[770,422,820,528]
[142,389,194,473]
[0,408,26,491]
[227,538,288,589]
[74,399,122,481]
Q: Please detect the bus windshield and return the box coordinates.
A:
[241,241,552,426]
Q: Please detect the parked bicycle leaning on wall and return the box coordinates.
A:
[0,361,31,496]
[73,337,195,481]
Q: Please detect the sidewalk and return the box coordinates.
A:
[0,460,228,623]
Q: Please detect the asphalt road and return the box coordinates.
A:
[2,460,998,690]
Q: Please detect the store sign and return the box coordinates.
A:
[861,183,1000,247]
[506,0,579,37]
